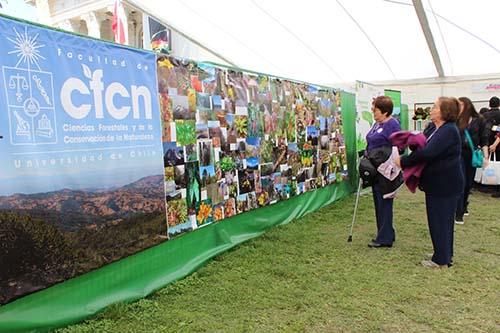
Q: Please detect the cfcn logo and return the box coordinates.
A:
[60,64,153,120]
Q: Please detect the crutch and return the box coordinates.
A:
[347,178,363,242]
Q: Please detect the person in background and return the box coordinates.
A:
[396,97,463,268]
[482,96,500,197]
[479,107,489,115]
[489,131,500,198]
[489,132,500,152]
[454,97,489,223]
[366,96,401,248]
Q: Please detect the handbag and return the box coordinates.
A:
[359,156,377,188]
[464,129,484,168]
[480,153,500,185]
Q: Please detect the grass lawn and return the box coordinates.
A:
[58,188,499,332]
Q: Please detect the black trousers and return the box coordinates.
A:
[372,183,395,245]
[425,193,458,265]
[456,157,474,218]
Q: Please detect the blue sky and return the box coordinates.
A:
[0,0,38,22]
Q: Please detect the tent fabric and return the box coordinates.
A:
[128,0,500,85]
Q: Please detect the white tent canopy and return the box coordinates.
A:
[128,0,500,86]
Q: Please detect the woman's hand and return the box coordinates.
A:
[490,137,500,153]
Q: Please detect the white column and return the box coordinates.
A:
[125,7,133,46]
[57,19,79,33]
[34,0,51,25]
[80,12,102,39]
[128,11,141,48]
[103,4,115,41]
[136,20,143,49]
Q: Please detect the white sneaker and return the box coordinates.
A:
[455,218,464,225]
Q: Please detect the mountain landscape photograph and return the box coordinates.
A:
[0,175,168,305]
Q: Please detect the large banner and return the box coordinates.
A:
[355,81,384,151]
[157,57,349,238]
[0,15,350,307]
[0,16,166,304]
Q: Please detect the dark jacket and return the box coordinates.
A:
[483,108,500,150]
[423,122,436,136]
[459,116,488,160]
[359,156,377,188]
[401,122,464,196]
[367,145,392,167]
[359,147,391,188]
[365,146,403,196]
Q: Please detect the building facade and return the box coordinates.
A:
[26,0,143,48]
[25,0,231,66]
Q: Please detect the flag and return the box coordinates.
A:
[112,0,128,45]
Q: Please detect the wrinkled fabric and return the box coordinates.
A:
[390,131,427,192]
[378,147,404,199]
[378,147,402,181]
[366,146,404,198]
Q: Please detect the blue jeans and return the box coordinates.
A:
[372,183,395,245]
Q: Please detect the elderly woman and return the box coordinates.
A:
[396,97,464,268]
[366,96,401,248]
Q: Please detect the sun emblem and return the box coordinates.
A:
[7,26,45,70]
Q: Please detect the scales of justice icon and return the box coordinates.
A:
[4,26,56,145]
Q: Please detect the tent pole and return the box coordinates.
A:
[412,0,444,77]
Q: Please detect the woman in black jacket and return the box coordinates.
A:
[396,97,464,268]
[455,97,489,223]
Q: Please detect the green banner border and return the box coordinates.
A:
[0,181,354,333]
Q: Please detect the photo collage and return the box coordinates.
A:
[157,56,348,237]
